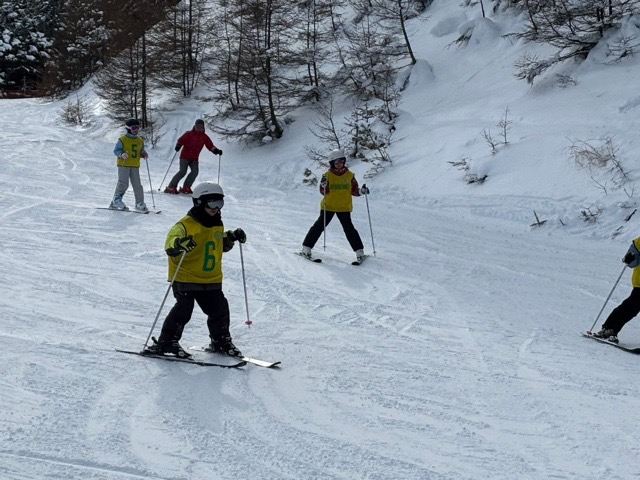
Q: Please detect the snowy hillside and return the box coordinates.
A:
[2,1,640,479]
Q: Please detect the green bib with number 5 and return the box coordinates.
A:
[117,135,145,168]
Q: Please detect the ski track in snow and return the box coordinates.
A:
[4,12,640,480]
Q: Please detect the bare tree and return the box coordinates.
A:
[149,0,211,96]
[94,35,152,124]
[370,0,419,64]
[570,136,630,194]
[497,106,512,144]
[516,0,640,83]
[208,0,317,141]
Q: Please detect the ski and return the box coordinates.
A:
[582,331,640,354]
[295,252,322,263]
[115,348,247,368]
[153,190,191,197]
[189,346,281,368]
[97,207,161,215]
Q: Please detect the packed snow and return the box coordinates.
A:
[2,1,640,479]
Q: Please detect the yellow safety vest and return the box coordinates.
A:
[116,135,145,168]
[321,170,354,213]
[165,215,225,284]
[632,237,640,287]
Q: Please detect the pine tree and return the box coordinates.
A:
[40,0,109,95]
[0,0,56,94]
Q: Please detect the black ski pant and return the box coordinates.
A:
[303,210,364,251]
[159,286,230,343]
[602,287,640,334]
[168,159,199,189]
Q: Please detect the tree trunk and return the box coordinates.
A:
[398,0,416,64]
[141,34,148,127]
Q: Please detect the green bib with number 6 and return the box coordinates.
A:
[165,216,225,284]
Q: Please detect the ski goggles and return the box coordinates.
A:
[206,199,224,210]
[129,125,141,131]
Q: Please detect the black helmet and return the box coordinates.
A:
[125,118,140,128]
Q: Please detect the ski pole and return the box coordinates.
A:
[363,188,376,256]
[157,150,178,191]
[238,241,252,326]
[144,157,156,210]
[217,154,222,184]
[323,207,327,251]
[142,251,187,351]
[588,264,627,333]
[322,179,327,251]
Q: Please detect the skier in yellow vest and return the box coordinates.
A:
[300,149,369,263]
[146,182,246,358]
[593,238,640,344]
[109,118,149,212]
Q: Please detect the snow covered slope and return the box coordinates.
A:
[2,2,640,479]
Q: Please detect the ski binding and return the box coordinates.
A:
[190,346,281,368]
[295,251,322,263]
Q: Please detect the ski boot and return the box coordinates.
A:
[210,335,242,357]
[109,197,127,210]
[145,337,192,358]
[135,202,149,213]
[593,328,619,344]
[164,186,179,194]
[179,186,193,194]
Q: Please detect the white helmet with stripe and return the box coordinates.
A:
[192,182,224,208]
[327,149,346,164]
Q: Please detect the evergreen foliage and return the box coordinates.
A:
[0,0,56,94]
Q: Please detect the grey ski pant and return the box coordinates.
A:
[113,166,144,204]
[168,159,199,189]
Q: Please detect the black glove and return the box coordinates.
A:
[212,148,223,155]
[233,228,247,244]
[360,184,370,195]
[174,145,181,152]
[623,252,636,265]
[175,236,196,253]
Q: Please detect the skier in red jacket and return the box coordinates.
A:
[164,119,223,194]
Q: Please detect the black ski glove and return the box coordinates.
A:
[360,184,370,195]
[232,228,246,244]
[212,148,223,155]
[175,236,196,253]
[174,145,181,152]
[623,252,636,265]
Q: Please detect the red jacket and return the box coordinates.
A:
[175,129,217,161]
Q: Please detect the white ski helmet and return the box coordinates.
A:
[192,182,224,208]
[327,149,346,165]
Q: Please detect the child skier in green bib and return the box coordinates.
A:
[109,118,149,212]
